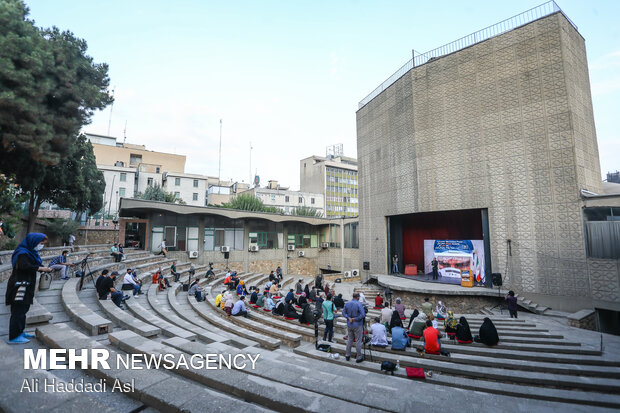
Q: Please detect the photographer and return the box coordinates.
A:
[6,233,53,344]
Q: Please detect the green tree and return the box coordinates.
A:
[221,194,281,213]
[138,184,186,205]
[0,0,113,231]
[290,205,323,218]
[46,218,78,243]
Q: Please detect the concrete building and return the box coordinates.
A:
[300,155,359,218]
[118,198,359,275]
[356,4,620,326]
[240,180,325,216]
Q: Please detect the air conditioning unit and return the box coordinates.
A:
[220,246,230,253]
[298,251,305,257]
[249,245,259,252]
[188,251,198,258]
[351,269,359,277]
[344,271,351,278]
[287,245,295,251]
[321,243,329,249]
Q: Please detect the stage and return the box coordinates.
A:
[369,274,507,298]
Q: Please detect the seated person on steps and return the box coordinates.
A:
[370,317,388,347]
[374,293,384,308]
[231,295,248,317]
[423,319,444,355]
[97,270,125,308]
[110,243,123,262]
[122,268,142,296]
[188,277,205,302]
[49,250,74,280]
[391,325,409,350]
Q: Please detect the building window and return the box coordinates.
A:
[311,198,315,204]
[584,207,620,258]
[156,167,160,173]
[192,193,198,201]
[175,178,181,186]
[193,179,198,187]
[120,172,127,182]
[285,195,289,202]
[147,178,153,186]
[174,192,180,199]
[119,188,126,197]
[298,197,303,204]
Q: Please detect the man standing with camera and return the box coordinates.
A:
[342,292,366,363]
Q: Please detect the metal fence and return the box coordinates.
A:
[358,1,577,109]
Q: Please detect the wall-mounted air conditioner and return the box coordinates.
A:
[220,246,230,253]
[344,271,351,278]
[321,243,329,249]
[351,269,359,277]
[188,251,198,258]
[287,245,295,251]
[249,245,259,252]
[298,251,305,257]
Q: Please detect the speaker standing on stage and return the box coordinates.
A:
[431,257,439,280]
[392,254,399,274]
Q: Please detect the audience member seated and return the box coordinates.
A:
[152,268,162,284]
[308,286,317,302]
[97,271,124,308]
[188,277,206,302]
[269,271,277,283]
[122,268,141,296]
[421,297,433,318]
[250,289,259,304]
[283,303,299,320]
[409,312,427,339]
[215,290,226,307]
[389,308,403,331]
[273,299,285,315]
[224,295,234,315]
[285,288,296,304]
[295,279,303,294]
[304,284,310,297]
[231,296,248,317]
[314,293,324,318]
[407,309,419,331]
[269,282,280,297]
[476,317,499,346]
[110,243,123,262]
[333,293,345,309]
[297,292,308,306]
[380,305,393,325]
[265,294,275,311]
[423,319,444,355]
[391,325,409,350]
[49,250,74,280]
[456,316,473,344]
[444,311,458,338]
[374,293,384,309]
[224,273,233,290]
[236,280,247,296]
[370,317,388,347]
[256,292,265,308]
[264,280,272,295]
[299,303,314,324]
[324,282,330,296]
[158,271,170,291]
[431,314,438,329]
[394,297,406,319]
[170,261,180,282]
[436,301,447,320]
[276,266,283,281]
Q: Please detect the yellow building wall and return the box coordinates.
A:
[92,143,186,173]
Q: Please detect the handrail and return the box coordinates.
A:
[358,1,577,109]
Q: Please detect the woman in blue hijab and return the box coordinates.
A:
[6,233,53,344]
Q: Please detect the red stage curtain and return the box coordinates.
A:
[401,209,483,272]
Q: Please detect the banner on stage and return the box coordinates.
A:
[424,240,485,285]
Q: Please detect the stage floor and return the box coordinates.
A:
[370,274,504,297]
[397,273,463,285]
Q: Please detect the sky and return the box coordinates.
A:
[24,0,620,189]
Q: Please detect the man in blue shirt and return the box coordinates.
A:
[231,296,248,318]
[49,250,73,280]
[342,292,366,362]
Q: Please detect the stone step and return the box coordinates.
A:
[107,329,376,413]
[124,296,197,341]
[26,298,53,325]
[61,277,112,336]
[294,343,620,409]
[96,293,160,337]
[316,341,620,393]
[35,323,274,412]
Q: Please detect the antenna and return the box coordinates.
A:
[123,120,127,144]
[218,119,222,185]
[107,86,115,136]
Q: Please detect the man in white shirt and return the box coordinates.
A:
[370,317,388,347]
[380,305,393,325]
[122,269,141,296]
[68,234,76,252]
[157,239,168,257]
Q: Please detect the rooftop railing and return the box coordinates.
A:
[358,1,577,109]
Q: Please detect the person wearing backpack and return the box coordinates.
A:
[391,325,410,350]
[322,293,337,342]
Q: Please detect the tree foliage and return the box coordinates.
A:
[0,0,113,231]
[221,194,281,213]
[290,205,323,218]
[138,184,186,205]
[46,218,78,243]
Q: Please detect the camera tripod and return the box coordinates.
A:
[77,255,95,291]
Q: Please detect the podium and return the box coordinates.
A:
[404,265,417,275]
[460,269,473,288]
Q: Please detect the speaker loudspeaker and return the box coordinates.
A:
[224,251,230,259]
[363,261,370,270]
[491,273,502,287]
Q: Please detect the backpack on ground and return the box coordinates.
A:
[381,360,397,375]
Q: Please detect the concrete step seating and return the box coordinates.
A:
[186,278,282,349]
[164,275,259,348]
[294,343,620,410]
[35,323,274,412]
[203,275,303,347]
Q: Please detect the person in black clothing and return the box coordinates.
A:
[456,316,473,343]
[250,289,259,304]
[431,257,439,280]
[389,309,403,331]
[299,303,314,324]
[304,284,310,297]
[333,293,345,309]
[505,290,518,319]
[95,269,109,292]
[407,308,420,331]
[97,271,124,307]
[283,303,299,319]
[276,266,283,281]
[298,293,307,306]
[315,273,323,291]
[6,233,53,344]
[273,299,285,316]
[477,317,500,346]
